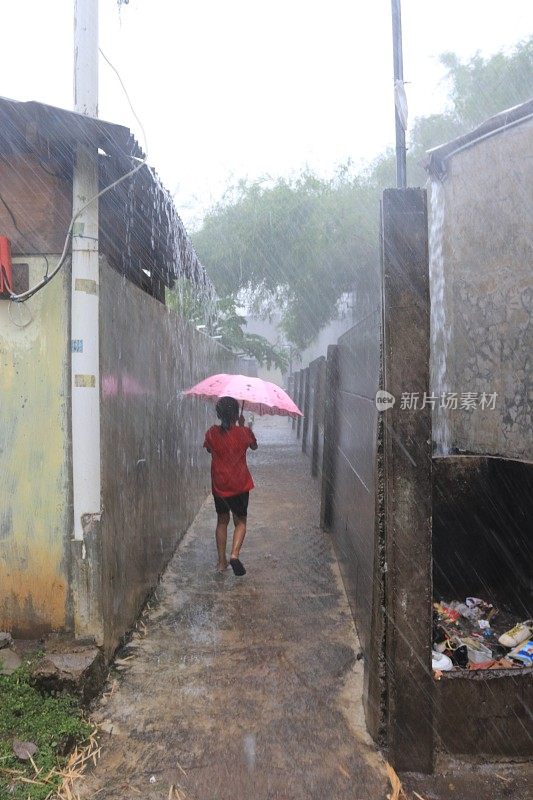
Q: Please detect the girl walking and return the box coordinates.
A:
[203,396,258,576]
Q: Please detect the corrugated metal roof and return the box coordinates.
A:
[0,96,144,163]
[425,97,533,179]
[0,96,212,295]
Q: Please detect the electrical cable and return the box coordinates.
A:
[8,155,146,302]
[7,48,149,304]
[8,299,33,328]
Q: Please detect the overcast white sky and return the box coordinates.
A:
[1,1,531,227]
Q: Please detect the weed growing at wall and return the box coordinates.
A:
[0,660,91,800]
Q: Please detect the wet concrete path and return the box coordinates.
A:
[77,417,388,799]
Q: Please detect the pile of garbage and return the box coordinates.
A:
[432,597,532,674]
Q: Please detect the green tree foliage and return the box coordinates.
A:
[194,37,533,349]
[166,279,288,370]
[440,37,533,129]
[407,37,533,181]
[195,171,380,350]
[166,277,210,329]
[216,296,288,371]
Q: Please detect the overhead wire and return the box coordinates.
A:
[100,48,213,292]
[8,154,147,303]
[98,47,148,154]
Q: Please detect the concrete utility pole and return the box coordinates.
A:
[72,0,101,541]
[391,0,407,188]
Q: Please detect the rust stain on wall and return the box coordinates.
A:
[74,278,98,295]
[74,374,96,388]
[0,552,67,636]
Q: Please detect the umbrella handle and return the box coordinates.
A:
[241,400,245,414]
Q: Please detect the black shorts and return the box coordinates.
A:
[213,492,249,518]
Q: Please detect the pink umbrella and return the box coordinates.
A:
[185,373,303,418]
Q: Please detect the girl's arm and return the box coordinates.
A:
[238,416,258,449]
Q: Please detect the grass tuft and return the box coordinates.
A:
[0,658,92,800]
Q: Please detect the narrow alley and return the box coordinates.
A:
[1,5,532,795]
[75,418,388,800]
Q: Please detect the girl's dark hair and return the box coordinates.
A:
[216,396,240,432]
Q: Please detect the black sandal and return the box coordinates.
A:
[230,558,246,576]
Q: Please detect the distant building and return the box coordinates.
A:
[246,291,356,387]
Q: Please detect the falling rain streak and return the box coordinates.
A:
[429,178,450,456]
[0,2,532,800]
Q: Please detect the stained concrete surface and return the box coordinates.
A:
[75,418,532,799]
[76,417,388,800]
[429,113,533,461]
[97,261,245,655]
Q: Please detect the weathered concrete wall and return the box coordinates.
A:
[430,118,533,460]
[97,261,240,654]
[291,371,300,433]
[381,189,433,772]
[320,346,338,532]
[433,455,532,617]
[0,257,71,636]
[306,362,316,462]
[0,254,244,648]
[0,136,239,649]
[323,234,384,741]
[296,370,304,440]
[0,156,72,255]
[333,322,381,654]
[320,190,433,769]
[297,172,530,768]
[301,367,310,454]
[308,357,326,478]
[432,453,533,752]
[426,111,533,765]
[435,668,533,759]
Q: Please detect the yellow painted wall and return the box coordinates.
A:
[0,257,70,635]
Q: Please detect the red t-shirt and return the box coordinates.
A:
[203,425,257,497]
